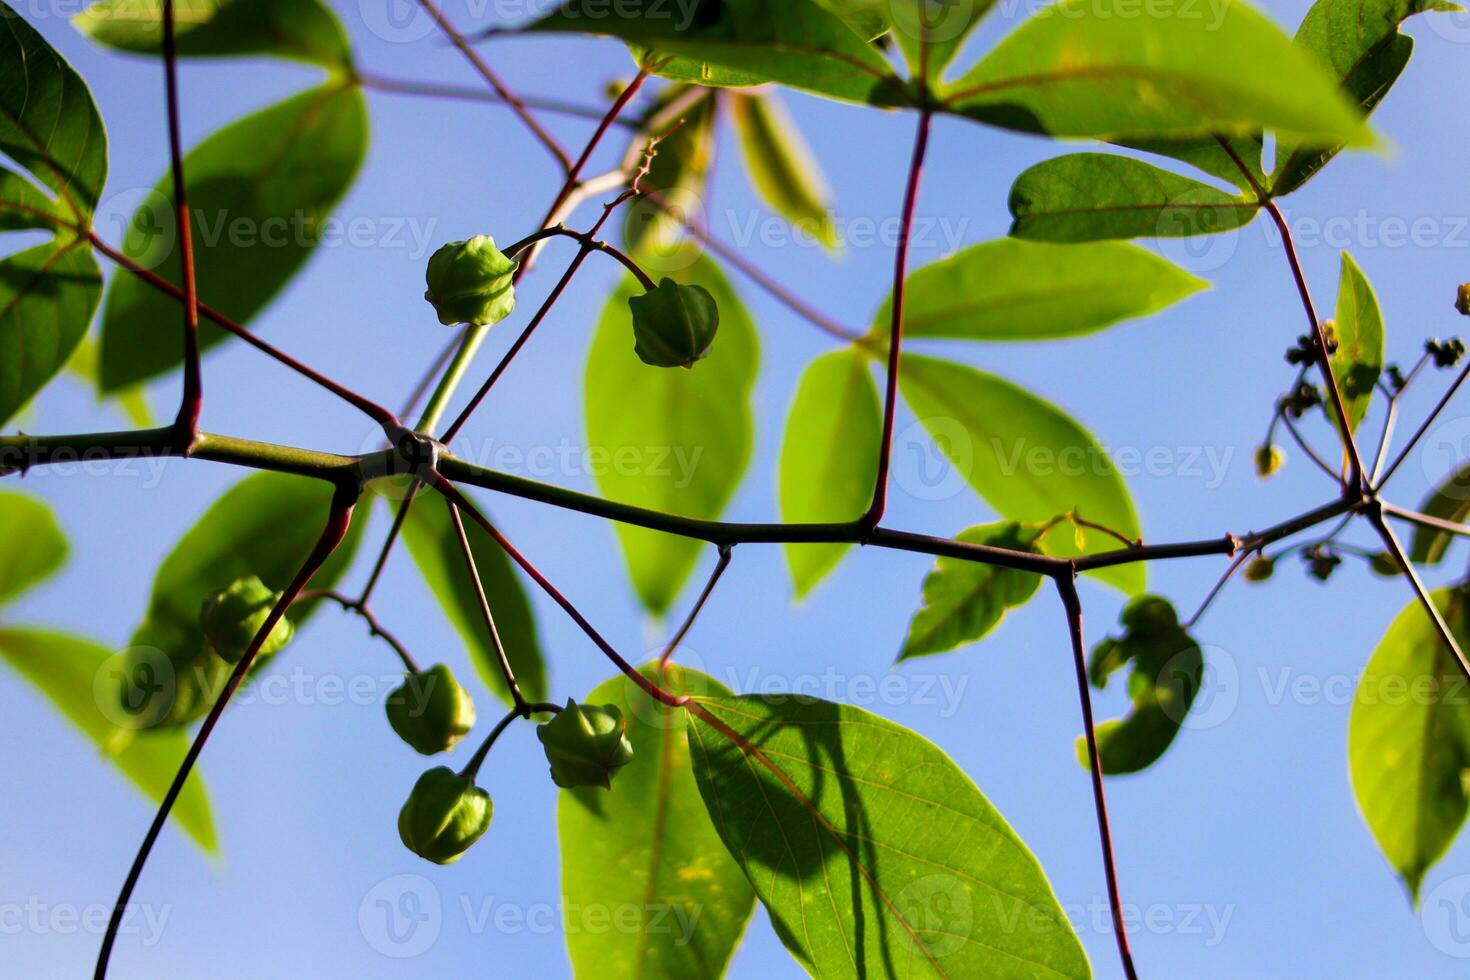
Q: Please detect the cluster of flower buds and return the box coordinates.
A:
[1303,544,1343,583]
[198,575,293,664]
[1284,330,1335,366]
[1426,337,1466,369]
[1281,381,1323,419]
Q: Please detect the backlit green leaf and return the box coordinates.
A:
[399,493,547,707]
[899,521,1048,660]
[898,354,1143,593]
[1009,154,1260,242]
[945,0,1372,146]
[586,255,759,614]
[1349,588,1470,900]
[0,241,103,426]
[530,0,908,106]
[560,665,753,978]
[1329,252,1385,433]
[74,0,353,69]
[729,91,838,251]
[1077,595,1202,774]
[98,84,368,391]
[778,347,880,596]
[687,694,1091,978]
[1273,0,1459,196]
[0,490,67,605]
[0,628,217,851]
[875,238,1206,341]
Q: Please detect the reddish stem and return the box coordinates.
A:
[94,488,358,979]
[444,496,526,710]
[89,233,400,433]
[863,109,933,531]
[431,476,686,708]
[413,0,572,173]
[1056,574,1139,980]
[160,0,201,440]
[658,546,732,668]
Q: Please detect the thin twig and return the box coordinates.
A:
[1183,552,1251,629]
[863,109,933,531]
[1278,408,1340,481]
[459,702,563,780]
[160,0,201,439]
[1370,506,1470,683]
[412,0,572,172]
[358,70,635,126]
[1055,573,1139,980]
[444,497,526,711]
[296,588,420,673]
[659,546,733,668]
[1377,354,1470,490]
[1381,501,1470,543]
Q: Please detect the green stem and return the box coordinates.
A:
[416,323,492,435]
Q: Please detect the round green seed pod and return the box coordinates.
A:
[628,278,719,368]
[386,664,476,755]
[1243,556,1275,582]
[536,699,635,790]
[1254,444,1285,479]
[424,236,518,327]
[198,575,293,664]
[397,766,493,865]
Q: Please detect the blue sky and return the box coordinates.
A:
[6,0,1470,976]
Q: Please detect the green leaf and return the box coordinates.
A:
[778,347,879,596]
[586,255,759,614]
[729,91,838,251]
[945,0,1373,146]
[890,0,992,82]
[0,490,68,605]
[1410,463,1470,565]
[1009,154,1260,242]
[1349,588,1470,899]
[687,694,1091,978]
[0,241,103,426]
[1329,252,1385,433]
[98,84,368,392]
[0,628,216,851]
[1076,595,1202,775]
[399,493,547,707]
[0,5,109,425]
[808,0,890,40]
[624,88,719,257]
[123,472,365,730]
[899,521,1048,660]
[876,238,1205,341]
[529,0,908,106]
[1273,0,1459,196]
[0,3,108,219]
[74,0,353,69]
[559,665,754,978]
[898,354,1143,593]
[1118,136,1267,192]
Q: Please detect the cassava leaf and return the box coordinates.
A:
[778,347,880,596]
[559,665,753,978]
[687,694,1091,977]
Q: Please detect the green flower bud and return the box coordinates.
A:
[397,767,493,865]
[424,236,518,327]
[1254,444,1284,479]
[1370,551,1402,577]
[536,699,635,790]
[1456,283,1470,317]
[628,278,719,368]
[1243,556,1275,582]
[199,575,293,664]
[386,664,476,755]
